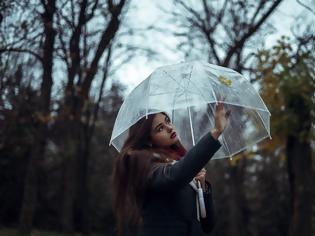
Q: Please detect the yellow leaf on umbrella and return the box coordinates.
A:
[218,75,232,86]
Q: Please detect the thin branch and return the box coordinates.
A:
[88,44,112,139]
[82,0,126,97]
[251,0,265,23]
[0,48,43,63]
[86,0,99,21]
[296,0,315,15]
[56,7,75,29]
[213,0,228,27]
[177,0,205,28]
[223,0,283,66]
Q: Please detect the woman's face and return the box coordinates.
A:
[150,113,179,148]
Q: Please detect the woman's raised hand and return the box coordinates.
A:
[211,100,231,139]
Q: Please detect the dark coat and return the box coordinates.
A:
[137,133,221,236]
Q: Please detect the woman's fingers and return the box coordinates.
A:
[196,173,206,177]
[195,169,206,179]
[197,168,206,174]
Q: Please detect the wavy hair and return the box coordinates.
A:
[111,113,173,236]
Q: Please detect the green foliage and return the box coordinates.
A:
[256,36,315,144]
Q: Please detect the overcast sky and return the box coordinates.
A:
[109,0,314,95]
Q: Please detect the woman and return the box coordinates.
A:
[112,102,230,236]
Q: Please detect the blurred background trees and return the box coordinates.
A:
[0,0,314,236]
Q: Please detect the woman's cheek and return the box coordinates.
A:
[156,134,167,145]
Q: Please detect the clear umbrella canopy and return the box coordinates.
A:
[110,61,271,159]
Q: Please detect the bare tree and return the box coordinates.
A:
[158,0,283,73]
[16,0,57,232]
[286,31,314,236]
[1,0,130,233]
[53,0,129,233]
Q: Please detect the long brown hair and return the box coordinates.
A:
[111,113,172,235]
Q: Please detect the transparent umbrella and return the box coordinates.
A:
[110,61,271,159]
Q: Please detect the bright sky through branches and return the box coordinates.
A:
[111,0,314,95]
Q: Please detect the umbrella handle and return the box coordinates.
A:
[197,180,207,218]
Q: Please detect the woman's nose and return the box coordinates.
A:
[166,124,173,132]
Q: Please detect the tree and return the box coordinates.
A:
[0,0,130,233]
[53,0,129,233]
[256,35,315,236]
[0,63,39,228]
[18,0,57,232]
[157,0,283,73]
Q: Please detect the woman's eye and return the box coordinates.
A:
[158,126,164,132]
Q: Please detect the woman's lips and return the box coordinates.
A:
[170,132,177,139]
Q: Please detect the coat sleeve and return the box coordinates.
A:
[147,133,221,192]
[200,181,216,233]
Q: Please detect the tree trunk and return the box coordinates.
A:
[77,127,90,236]
[19,0,56,232]
[286,96,313,236]
[19,139,41,232]
[60,112,81,232]
[59,1,127,232]
[227,159,248,236]
[287,135,312,236]
[60,153,78,232]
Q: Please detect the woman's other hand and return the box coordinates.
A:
[194,168,207,191]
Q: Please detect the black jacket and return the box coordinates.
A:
[137,133,221,236]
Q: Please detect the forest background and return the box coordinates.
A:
[0,0,314,235]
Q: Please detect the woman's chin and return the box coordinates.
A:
[171,137,179,145]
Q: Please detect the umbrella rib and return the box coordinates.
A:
[162,68,196,122]
[188,76,214,104]
[187,103,195,146]
[186,72,270,112]
[255,110,271,139]
[188,78,233,157]
[151,91,178,96]
[221,102,269,112]
[227,134,271,158]
[186,65,196,146]
[146,76,152,118]
[162,70,182,117]
[251,86,272,116]
[162,70,201,96]
[162,70,187,91]
[186,63,220,104]
[203,70,218,103]
[171,82,184,116]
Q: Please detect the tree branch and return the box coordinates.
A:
[223,0,283,66]
[296,0,315,15]
[0,48,43,63]
[82,0,126,98]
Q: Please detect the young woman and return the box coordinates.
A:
[112,102,230,236]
